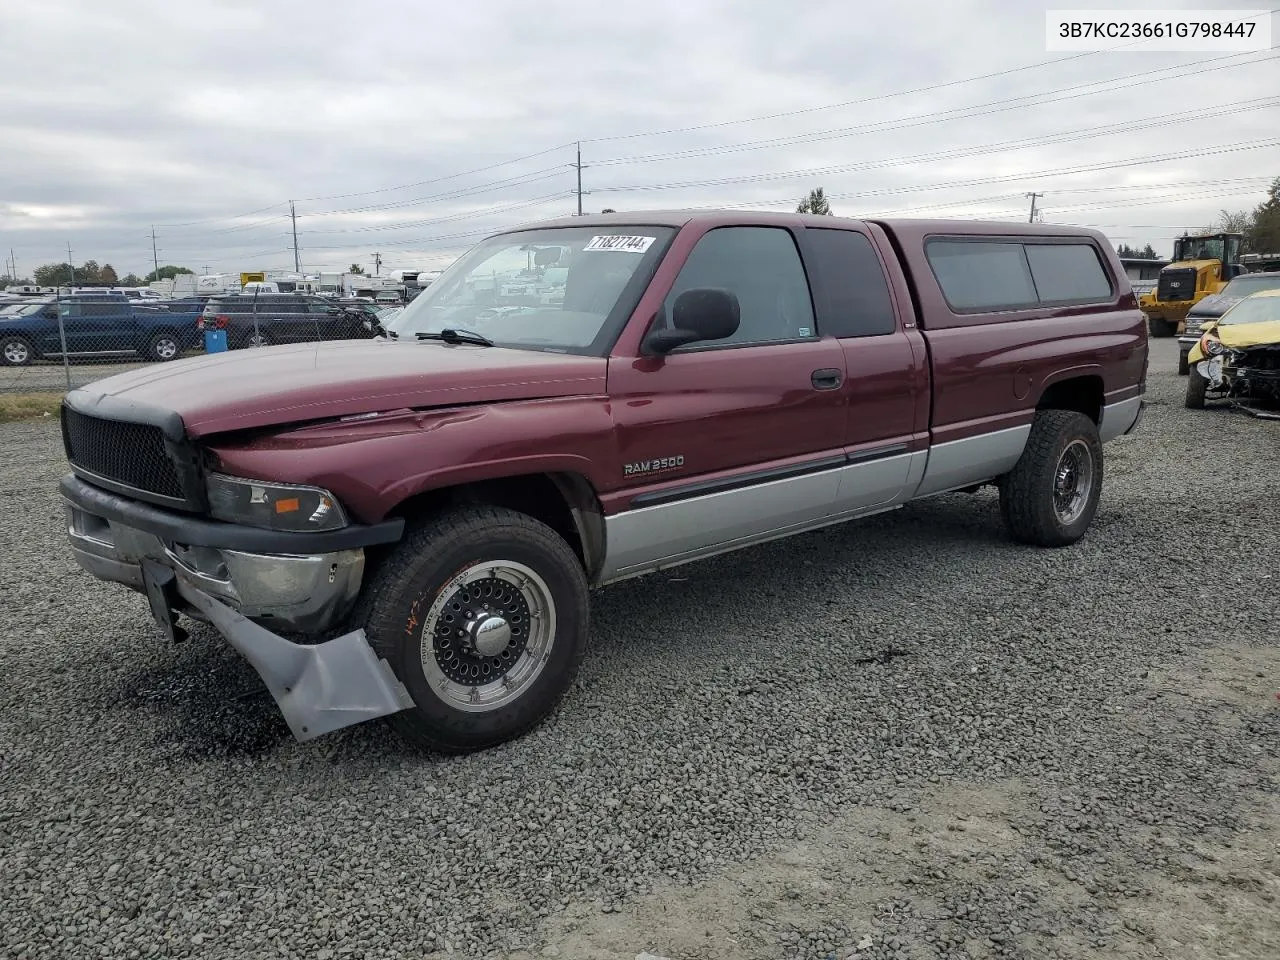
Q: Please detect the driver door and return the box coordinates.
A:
[603,225,848,577]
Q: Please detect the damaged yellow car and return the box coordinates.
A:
[1186,288,1280,417]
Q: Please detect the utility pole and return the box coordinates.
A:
[67,242,75,288]
[372,252,382,276]
[571,141,590,216]
[8,248,15,282]
[151,225,161,281]
[1026,192,1043,224]
[290,200,301,273]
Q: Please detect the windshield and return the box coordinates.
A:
[1174,237,1224,262]
[1222,275,1280,298]
[387,225,675,354]
[1219,294,1280,326]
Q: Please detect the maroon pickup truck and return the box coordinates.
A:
[59,211,1147,752]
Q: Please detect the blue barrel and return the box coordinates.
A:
[204,329,229,353]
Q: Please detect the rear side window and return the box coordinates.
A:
[926,238,1114,313]
[804,229,896,337]
[1024,244,1113,303]
[926,242,1038,311]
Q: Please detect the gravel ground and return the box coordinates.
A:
[1,338,1277,960]
[0,359,160,394]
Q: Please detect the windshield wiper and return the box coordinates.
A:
[415,328,494,346]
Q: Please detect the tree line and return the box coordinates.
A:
[1,262,197,288]
[1203,176,1280,254]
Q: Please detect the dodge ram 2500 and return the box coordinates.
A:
[58,211,1147,752]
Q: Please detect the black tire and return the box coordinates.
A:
[0,334,35,367]
[145,330,181,362]
[999,410,1103,547]
[1177,349,1190,376]
[1147,315,1176,338]
[1185,365,1207,409]
[356,505,589,753]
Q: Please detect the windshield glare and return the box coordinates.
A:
[1219,295,1280,325]
[386,226,674,353]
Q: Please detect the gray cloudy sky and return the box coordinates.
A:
[2,0,1278,277]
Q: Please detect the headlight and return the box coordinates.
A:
[1202,336,1225,357]
[206,473,348,531]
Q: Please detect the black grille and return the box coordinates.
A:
[62,406,185,501]
[1157,268,1197,302]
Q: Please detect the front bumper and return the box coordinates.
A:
[61,474,414,740]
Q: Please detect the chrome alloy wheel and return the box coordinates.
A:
[419,560,556,713]
[1052,439,1095,525]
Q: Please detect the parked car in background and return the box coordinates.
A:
[0,293,203,365]
[1185,288,1280,414]
[58,211,1146,752]
[1177,271,1280,374]
[196,293,375,348]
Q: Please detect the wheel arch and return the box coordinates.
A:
[1035,369,1105,425]
[380,471,606,582]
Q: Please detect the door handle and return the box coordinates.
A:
[811,368,842,391]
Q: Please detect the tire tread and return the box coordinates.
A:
[999,410,1102,548]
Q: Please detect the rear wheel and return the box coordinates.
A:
[145,331,181,362]
[1,335,35,366]
[999,410,1103,547]
[1185,365,1208,409]
[357,505,589,753]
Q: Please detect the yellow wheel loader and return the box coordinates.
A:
[1139,232,1244,338]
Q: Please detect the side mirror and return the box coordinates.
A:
[642,288,740,355]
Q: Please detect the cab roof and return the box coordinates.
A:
[498,209,1110,242]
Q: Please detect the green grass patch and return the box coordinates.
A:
[0,392,64,423]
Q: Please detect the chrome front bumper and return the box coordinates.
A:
[67,502,366,634]
[62,482,414,741]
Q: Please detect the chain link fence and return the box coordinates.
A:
[0,291,387,395]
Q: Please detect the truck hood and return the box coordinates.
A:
[1187,293,1237,318]
[73,338,607,437]
[1215,320,1280,350]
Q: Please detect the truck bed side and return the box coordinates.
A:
[873,219,1147,497]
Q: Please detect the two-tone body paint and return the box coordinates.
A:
[93,210,1145,586]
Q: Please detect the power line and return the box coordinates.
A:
[593,128,1280,198]
[580,36,1174,143]
[137,41,1278,235]
[296,142,578,203]
[297,193,573,237]
[592,50,1276,167]
[155,201,289,229]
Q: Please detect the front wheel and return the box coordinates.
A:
[1185,365,1208,409]
[1147,315,1176,338]
[999,410,1103,547]
[359,506,589,753]
[1177,349,1190,376]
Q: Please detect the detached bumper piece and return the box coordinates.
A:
[61,473,413,741]
[177,584,414,742]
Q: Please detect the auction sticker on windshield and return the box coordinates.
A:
[584,235,655,253]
